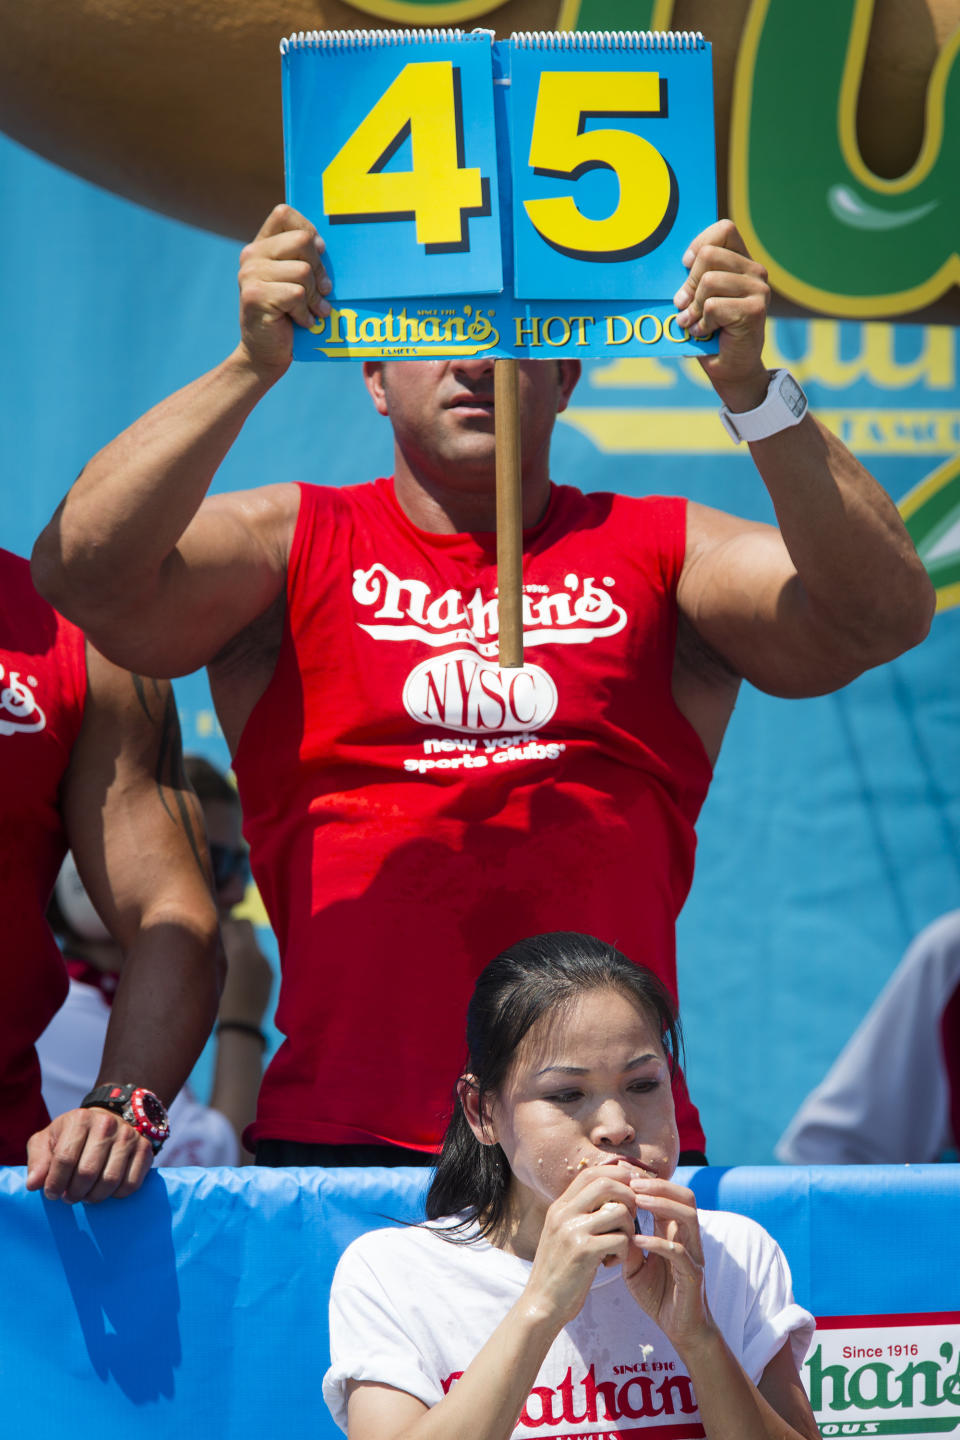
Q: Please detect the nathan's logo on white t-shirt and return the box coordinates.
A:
[352,563,627,660]
[0,662,47,737]
[441,1360,698,1434]
[403,651,558,733]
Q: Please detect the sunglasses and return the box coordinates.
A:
[209,844,251,893]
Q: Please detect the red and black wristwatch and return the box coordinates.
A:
[80,1084,170,1155]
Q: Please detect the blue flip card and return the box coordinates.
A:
[282,28,502,300]
[509,32,716,301]
[281,29,718,360]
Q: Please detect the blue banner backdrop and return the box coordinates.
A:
[1,1165,959,1439]
[2,131,958,1161]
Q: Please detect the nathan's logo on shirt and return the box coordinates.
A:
[0,662,47,737]
[441,1362,699,1434]
[352,563,627,659]
[403,651,558,734]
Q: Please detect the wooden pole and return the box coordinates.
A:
[495,357,524,669]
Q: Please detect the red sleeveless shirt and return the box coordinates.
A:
[235,480,713,1153]
[0,549,86,1161]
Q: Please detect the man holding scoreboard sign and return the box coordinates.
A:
[33,28,934,1164]
[33,199,933,1165]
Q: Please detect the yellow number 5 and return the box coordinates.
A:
[323,61,486,250]
[524,72,674,260]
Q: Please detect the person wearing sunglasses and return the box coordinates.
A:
[184,754,274,1158]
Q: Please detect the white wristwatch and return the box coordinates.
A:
[719,369,808,444]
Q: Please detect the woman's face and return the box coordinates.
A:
[482,986,680,1238]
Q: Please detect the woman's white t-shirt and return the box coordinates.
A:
[323,1208,814,1437]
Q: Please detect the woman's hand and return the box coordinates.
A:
[620,1177,715,1351]
[522,1164,639,1327]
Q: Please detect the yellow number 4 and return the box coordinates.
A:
[323,61,487,250]
[525,72,675,260]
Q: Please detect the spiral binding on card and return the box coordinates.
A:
[510,30,705,51]
[280,28,704,54]
[280,29,476,53]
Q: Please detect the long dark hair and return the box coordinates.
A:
[425,932,682,1241]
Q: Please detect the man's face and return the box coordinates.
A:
[362,357,580,491]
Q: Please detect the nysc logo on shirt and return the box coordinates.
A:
[403,650,558,734]
[0,663,47,737]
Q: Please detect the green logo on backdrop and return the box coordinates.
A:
[731,0,960,316]
[900,455,960,614]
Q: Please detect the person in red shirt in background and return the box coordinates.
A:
[37,755,273,1164]
[32,206,934,1168]
[1,548,221,1200]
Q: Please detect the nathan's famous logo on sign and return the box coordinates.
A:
[309,304,499,358]
[351,563,627,660]
[806,1311,960,1436]
[308,303,694,360]
[403,650,558,734]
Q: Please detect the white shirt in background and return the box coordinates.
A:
[36,977,238,1167]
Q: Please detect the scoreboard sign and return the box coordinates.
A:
[281,28,718,360]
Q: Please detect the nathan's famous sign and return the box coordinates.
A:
[806,1311,960,1438]
[303,303,697,362]
[281,28,719,361]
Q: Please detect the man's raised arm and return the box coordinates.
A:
[672,221,934,697]
[31,206,331,678]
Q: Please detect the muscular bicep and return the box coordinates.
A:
[678,501,868,698]
[70,483,297,678]
[61,647,217,948]
[346,1381,430,1440]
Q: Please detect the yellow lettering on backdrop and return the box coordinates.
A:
[589,323,955,393]
[348,0,508,21]
[763,323,955,391]
[560,405,960,456]
[591,357,679,389]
